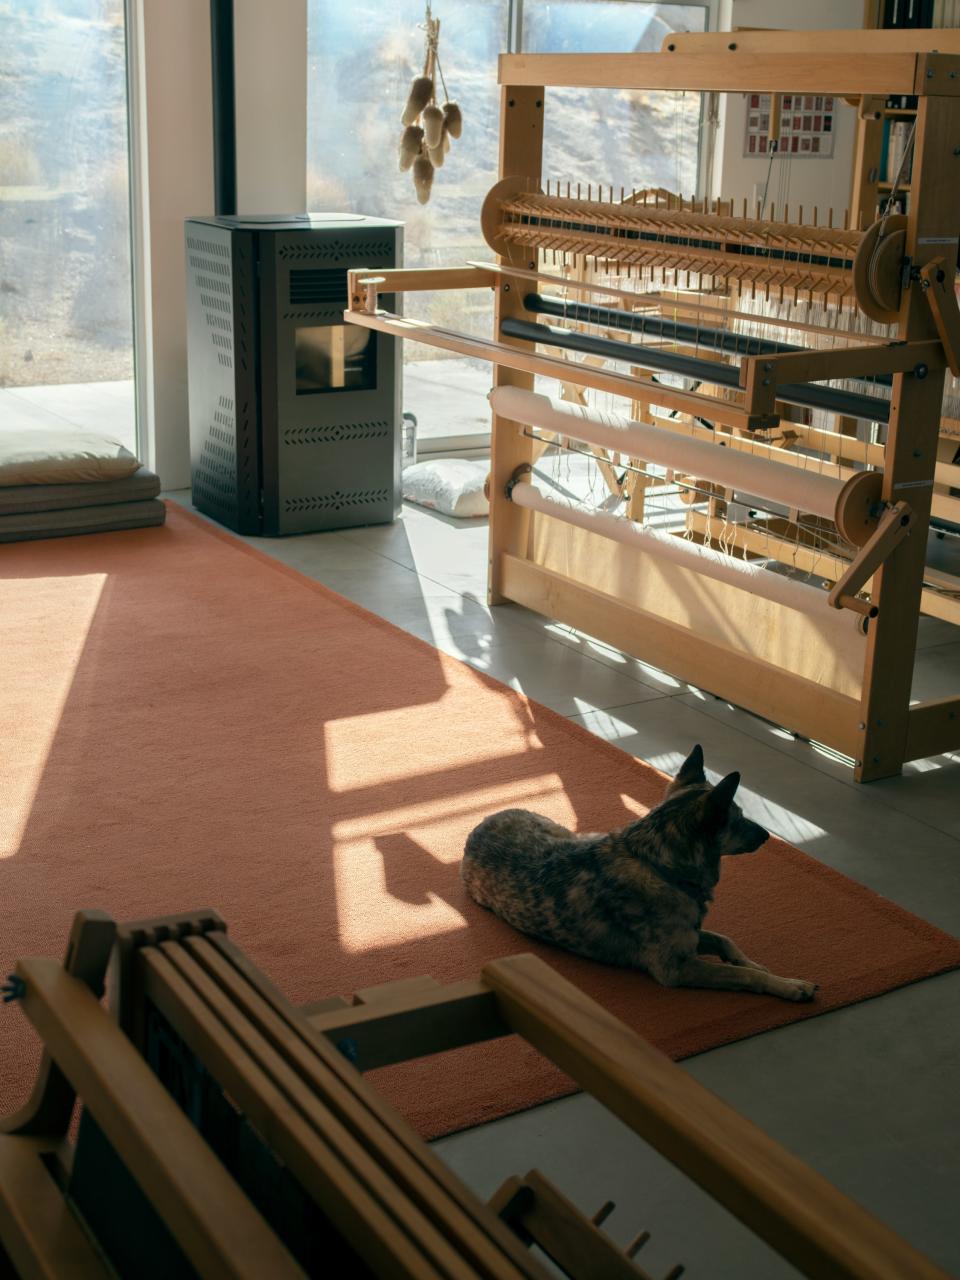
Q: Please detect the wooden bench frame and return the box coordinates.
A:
[0,910,951,1279]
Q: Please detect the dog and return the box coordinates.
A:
[461,744,817,1002]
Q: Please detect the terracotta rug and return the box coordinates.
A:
[2,503,959,1139]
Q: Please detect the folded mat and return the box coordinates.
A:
[0,465,161,516]
[0,498,165,543]
[0,428,141,486]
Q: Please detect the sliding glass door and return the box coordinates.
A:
[0,0,136,452]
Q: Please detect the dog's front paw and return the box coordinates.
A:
[783,978,818,1002]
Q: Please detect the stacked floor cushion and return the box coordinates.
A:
[0,430,165,543]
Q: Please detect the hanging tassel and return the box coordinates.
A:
[398,125,424,172]
[413,152,435,204]
[421,103,445,150]
[401,76,434,127]
[441,100,462,138]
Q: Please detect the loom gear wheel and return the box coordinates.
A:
[834,470,884,546]
[854,214,908,322]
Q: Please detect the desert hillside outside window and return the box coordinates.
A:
[306,0,710,451]
[0,0,136,453]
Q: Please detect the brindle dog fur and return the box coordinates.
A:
[462,745,817,1002]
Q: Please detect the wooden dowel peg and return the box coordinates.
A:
[626,1230,651,1257]
[591,1200,615,1227]
[363,276,385,313]
[834,593,878,619]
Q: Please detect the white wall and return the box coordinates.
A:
[234,0,307,215]
[128,0,214,491]
[129,0,307,489]
[712,0,867,220]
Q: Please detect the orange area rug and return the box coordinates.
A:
[2,503,959,1139]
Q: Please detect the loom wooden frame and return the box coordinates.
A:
[0,910,952,1280]
[344,39,960,781]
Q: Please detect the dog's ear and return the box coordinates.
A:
[707,771,741,820]
[672,744,705,789]
[664,745,706,799]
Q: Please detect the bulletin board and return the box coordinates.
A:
[744,93,835,158]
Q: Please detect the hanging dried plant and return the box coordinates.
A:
[399,125,424,172]
[441,101,462,139]
[401,76,434,127]
[422,103,445,150]
[413,153,435,204]
[395,6,461,205]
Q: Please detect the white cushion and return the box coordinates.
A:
[402,459,489,518]
[0,430,141,487]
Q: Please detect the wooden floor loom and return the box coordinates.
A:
[0,909,951,1279]
[345,33,960,782]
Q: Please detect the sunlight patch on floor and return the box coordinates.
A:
[0,573,107,857]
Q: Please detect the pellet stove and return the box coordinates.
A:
[185,213,402,535]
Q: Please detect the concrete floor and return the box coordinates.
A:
[167,486,960,1279]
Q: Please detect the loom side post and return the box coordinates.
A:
[488,84,545,606]
[856,93,956,782]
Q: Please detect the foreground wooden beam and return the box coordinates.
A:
[497,51,923,95]
[483,953,952,1280]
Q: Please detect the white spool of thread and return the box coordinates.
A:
[489,386,881,544]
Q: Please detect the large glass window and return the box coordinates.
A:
[0,0,136,452]
[306,1,709,450]
[523,2,708,196]
[307,0,508,449]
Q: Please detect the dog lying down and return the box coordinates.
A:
[462,744,817,1002]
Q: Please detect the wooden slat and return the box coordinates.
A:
[0,1137,113,1280]
[482,953,952,1280]
[144,945,457,1280]
[497,52,921,95]
[741,341,945,420]
[191,937,546,1280]
[305,980,506,1072]
[350,266,496,297]
[499,553,862,757]
[905,697,960,761]
[13,957,305,1280]
[198,941,543,1280]
[663,29,960,55]
[0,910,116,1139]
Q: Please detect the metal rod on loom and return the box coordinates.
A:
[499,317,891,425]
[525,293,893,386]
